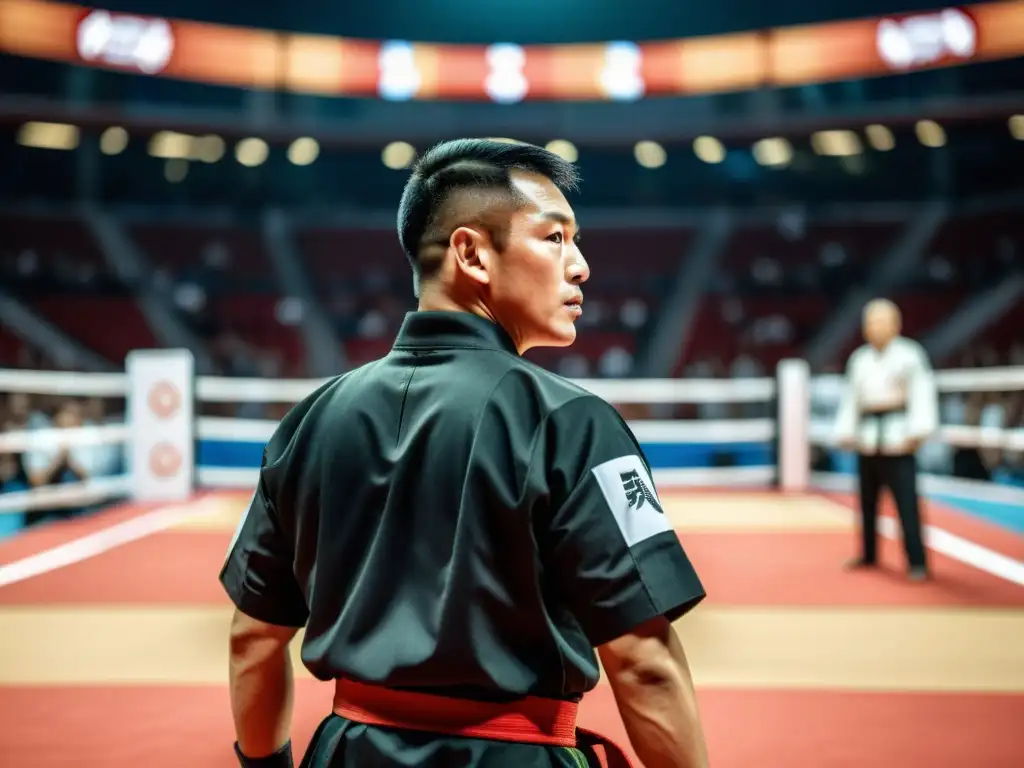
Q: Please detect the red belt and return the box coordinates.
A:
[332,678,633,767]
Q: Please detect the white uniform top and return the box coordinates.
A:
[833,336,939,455]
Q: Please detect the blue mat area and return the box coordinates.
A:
[0,511,26,541]
[930,495,1024,536]
[197,439,775,470]
[198,440,266,468]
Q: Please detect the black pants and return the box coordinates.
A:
[856,453,927,569]
[298,715,601,767]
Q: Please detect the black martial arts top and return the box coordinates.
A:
[220,310,705,704]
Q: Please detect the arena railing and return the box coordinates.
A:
[0,351,1022,515]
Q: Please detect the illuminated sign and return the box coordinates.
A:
[76,9,174,74]
[0,0,1017,101]
[876,7,978,70]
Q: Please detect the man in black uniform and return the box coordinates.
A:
[220,139,710,768]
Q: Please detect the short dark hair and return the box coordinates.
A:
[396,138,580,295]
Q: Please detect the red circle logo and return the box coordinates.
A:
[149,442,183,478]
[148,381,181,419]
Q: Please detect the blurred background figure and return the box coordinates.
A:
[834,299,938,581]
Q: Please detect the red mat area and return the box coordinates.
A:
[1,683,1021,768]
[2,491,1022,768]
[683,531,1024,606]
[0,531,233,605]
[3,525,1020,607]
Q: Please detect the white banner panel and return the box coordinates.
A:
[777,358,810,492]
[126,348,195,502]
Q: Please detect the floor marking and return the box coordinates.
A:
[0,498,218,588]
[668,490,1024,587]
[826,496,1024,588]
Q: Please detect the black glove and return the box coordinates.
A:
[234,740,294,768]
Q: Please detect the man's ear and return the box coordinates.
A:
[450,225,492,287]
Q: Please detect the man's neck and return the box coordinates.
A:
[417,288,525,354]
[418,288,497,325]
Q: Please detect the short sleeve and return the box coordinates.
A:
[534,396,705,647]
[219,469,309,628]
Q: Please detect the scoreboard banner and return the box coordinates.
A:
[0,0,1022,101]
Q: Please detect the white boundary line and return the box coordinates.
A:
[810,487,1024,587]
[915,522,1024,587]
[0,497,218,588]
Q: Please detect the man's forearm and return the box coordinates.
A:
[229,636,295,758]
[600,621,710,768]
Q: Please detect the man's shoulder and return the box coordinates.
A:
[495,354,607,416]
[264,370,357,459]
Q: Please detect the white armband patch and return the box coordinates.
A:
[591,455,671,547]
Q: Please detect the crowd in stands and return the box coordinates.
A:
[0,389,124,535]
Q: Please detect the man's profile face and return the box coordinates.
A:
[483,171,589,353]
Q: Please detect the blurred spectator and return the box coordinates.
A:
[20,399,91,525]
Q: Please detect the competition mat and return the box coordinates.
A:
[0,489,1022,767]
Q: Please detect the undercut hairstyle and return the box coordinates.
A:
[396,138,580,296]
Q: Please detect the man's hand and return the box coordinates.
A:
[836,437,859,452]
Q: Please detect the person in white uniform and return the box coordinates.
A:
[834,299,939,581]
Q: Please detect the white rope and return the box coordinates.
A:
[811,366,1024,402]
[195,375,777,405]
[196,416,777,445]
[197,466,257,488]
[939,425,1024,452]
[2,365,1017,406]
[933,366,1024,393]
[0,424,129,454]
[196,465,775,490]
[196,416,275,442]
[571,377,776,404]
[0,474,130,514]
[196,376,327,404]
[653,466,775,487]
[0,369,127,396]
[809,419,1024,452]
[629,419,775,443]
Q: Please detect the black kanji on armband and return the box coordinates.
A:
[620,470,663,514]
